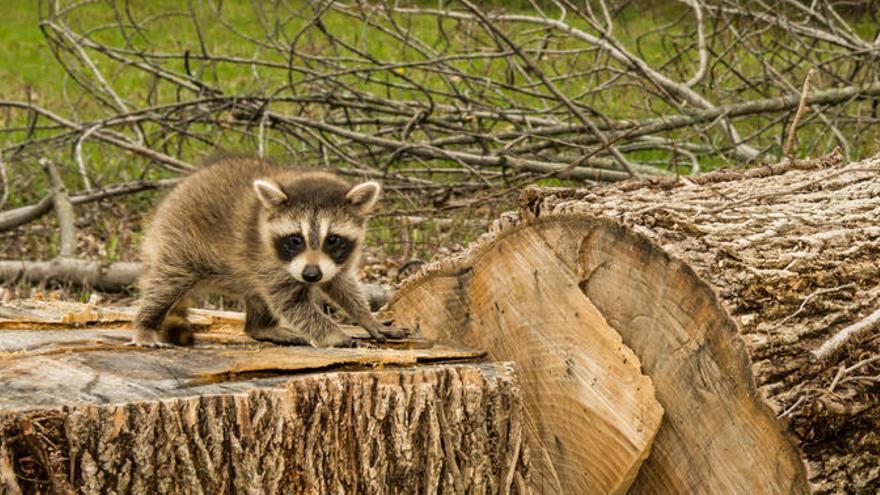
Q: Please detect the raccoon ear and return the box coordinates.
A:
[253,179,287,208]
[346,181,381,214]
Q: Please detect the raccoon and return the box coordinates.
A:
[131,155,406,348]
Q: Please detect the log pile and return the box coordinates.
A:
[387,150,880,493]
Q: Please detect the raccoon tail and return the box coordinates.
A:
[159,298,195,346]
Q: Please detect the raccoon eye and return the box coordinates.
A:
[274,233,305,262]
[325,235,341,247]
[286,234,304,247]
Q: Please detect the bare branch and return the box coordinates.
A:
[813,302,880,360]
[0,179,177,233]
[40,158,76,258]
[784,68,817,158]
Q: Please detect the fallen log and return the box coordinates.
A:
[0,320,528,493]
[0,179,177,233]
[388,151,879,493]
[0,259,140,292]
[0,262,392,310]
[387,217,666,492]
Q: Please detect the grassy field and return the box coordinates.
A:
[1,1,876,295]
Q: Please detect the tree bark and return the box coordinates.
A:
[0,324,527,494]
[0,259,140,292]
[388,151,879,493]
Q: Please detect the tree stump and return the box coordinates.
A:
[0,307,528,494]
[388,151,879,493]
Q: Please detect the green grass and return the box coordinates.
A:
[0,4,62,98]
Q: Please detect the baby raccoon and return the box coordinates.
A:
[132,155,405,348]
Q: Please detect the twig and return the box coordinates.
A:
[845,353,880,375]
[683,0,708,88]
[459,0,637,177]
[813,303,880,360]
[783,68,817,158]
[778,396,806,418]
[74,124,100,191]
[777,283,855,328]
[40,158,77,258]
[828,363,846,392]
[0,149,8,209]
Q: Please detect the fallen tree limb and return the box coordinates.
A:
[0,178,176,233]
[40,158,76,258]
[0,259,392,310]
[0,259,140,291]
[515,82,880,154]
[0,196,54,232]
[813,304,880,360]
[267,111,634,182]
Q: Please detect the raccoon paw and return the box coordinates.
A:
[160,315,194,346]
[378,324,408,339]
[128,328,174,348]
[248,326,311,346]
[313,328,355,348]
[364,321,408,341]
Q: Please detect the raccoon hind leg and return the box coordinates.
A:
[132,267,196,347]
[159,294,194,346]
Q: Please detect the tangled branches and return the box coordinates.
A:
[1,0,880,231]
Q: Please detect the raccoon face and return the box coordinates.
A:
[254,176,380,284]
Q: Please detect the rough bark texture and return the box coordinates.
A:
[0,308,527,494]
[0,363,525,494]
[388,151,880,493]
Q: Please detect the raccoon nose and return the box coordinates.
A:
[302,265,323,283]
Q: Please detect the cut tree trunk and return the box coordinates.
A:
[388,150,880,493]
[0,314,528,494]
[386,214,666,493]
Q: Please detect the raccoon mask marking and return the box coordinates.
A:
[254,176,380,285]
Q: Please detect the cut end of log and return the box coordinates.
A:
[388,218,665,494]
[387,154,880,494]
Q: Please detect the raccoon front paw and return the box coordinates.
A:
[248,326,311,346]
[129,328,174,348]
[314,329,355,348]
[378,324,408,339]
[363,321,408,341]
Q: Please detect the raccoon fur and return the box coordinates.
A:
[131,155,406,348]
